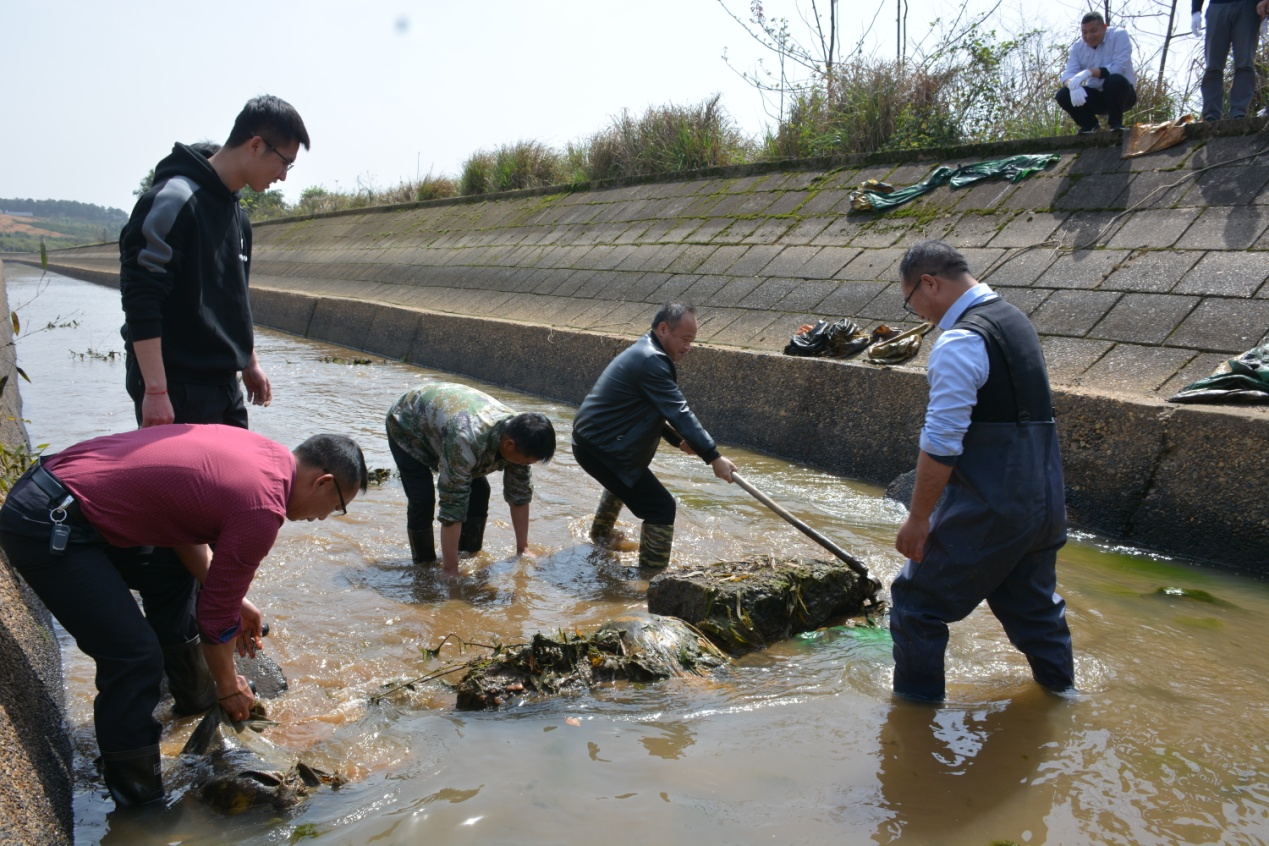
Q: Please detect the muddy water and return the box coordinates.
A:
[6,265,1268,845]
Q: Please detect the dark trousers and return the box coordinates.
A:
[1055,74,1137,130]
[890,539,1074,701]
[125,354,247,428]
[571,438,676,524]
[0,471,198,754]
[1200,0,1260,120]
[387,436,489,552]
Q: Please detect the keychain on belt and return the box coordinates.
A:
[48,494,73,555]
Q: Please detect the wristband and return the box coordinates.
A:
[218,692,242,701]
[145,388,168,396]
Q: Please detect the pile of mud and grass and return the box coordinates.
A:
[647,555,880,654]
[386,557,880,711]
[179,705,344,815]
[452,615,728,710]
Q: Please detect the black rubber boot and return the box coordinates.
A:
[101,745,164,808]
[459,477,490,554]
[458,516,486,554]
[589,490,623,545]
[637,522,674,569]
[161,639,216,717]
[408,528,436,563]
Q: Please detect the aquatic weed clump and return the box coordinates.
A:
[453,616,728,710]
[647,555,878,655]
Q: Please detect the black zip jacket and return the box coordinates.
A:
[119,143,254,384]
[572,332,720,485]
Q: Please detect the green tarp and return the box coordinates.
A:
[1168,344,1269,404]
[849,154,1060,213]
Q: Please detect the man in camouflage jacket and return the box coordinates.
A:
[386,382,556,574]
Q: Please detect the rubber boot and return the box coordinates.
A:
[161,639,216,717]
[458,482,489,554]
[408,528,436,563]
[589,490,623,545]
[101,745,164,808]
[637,522,674,569]
[458,516,486,555]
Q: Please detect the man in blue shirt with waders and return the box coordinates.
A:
[891,241,1074,702]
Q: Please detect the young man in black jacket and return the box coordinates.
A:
[119,94,310,428]
[572,303,736,568]
[116,95,309,724]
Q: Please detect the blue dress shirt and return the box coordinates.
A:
[918,283,999,461]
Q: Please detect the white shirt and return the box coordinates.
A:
[1060,27,1137,89]
[918,284,998,459]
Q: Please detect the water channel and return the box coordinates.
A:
[5,264,1268,845]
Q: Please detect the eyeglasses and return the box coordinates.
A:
[324,469,347,516]
[262,139,296,172]
[901,280,920,316]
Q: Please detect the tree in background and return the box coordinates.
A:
[238,187,286,219]
[719,0,1189,158]
[718,0,1010,156]
[133,168,156,199]
[0,199,127,253]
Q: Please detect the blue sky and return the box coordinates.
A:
[1,0,1196,214]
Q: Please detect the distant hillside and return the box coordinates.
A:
[0,198,127,253]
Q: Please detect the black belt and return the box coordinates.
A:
[29,461,73,507]
[28,461,87,525]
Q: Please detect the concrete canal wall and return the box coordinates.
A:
[13,119,1269,570]
[0,264,73,845]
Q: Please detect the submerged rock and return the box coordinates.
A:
[180,706,343,815]
[235,652,289,699]
[453,614,728,711]
[1150,586,1235,607]
[647,555,879,655]
[883,469,916,508]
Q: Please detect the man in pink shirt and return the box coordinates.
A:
[0,425,367,809]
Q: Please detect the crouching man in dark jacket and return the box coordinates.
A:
[572,303,736,568]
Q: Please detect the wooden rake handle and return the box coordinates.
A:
[730,471,877,589]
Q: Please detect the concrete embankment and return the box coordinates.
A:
[13,119,1269,570]
[0,263,73,845]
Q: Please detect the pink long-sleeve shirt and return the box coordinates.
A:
[44,424,294,643]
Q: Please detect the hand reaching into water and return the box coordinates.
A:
[237,598,264,657]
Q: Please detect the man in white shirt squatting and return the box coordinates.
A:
[1056,12,1138,133]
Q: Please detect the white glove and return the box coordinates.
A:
[1070,85,1088,108]
[1067,69,1092,90]
[1192,12,1202,37]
